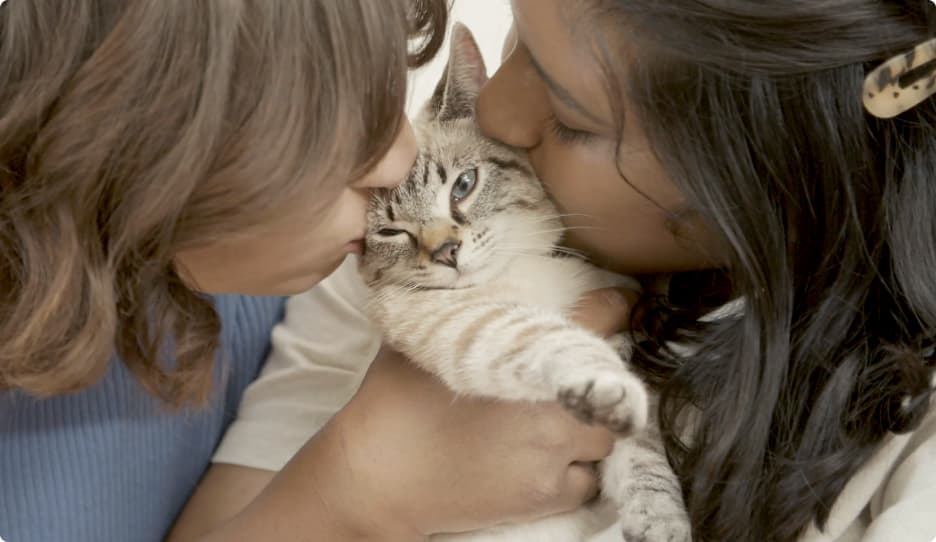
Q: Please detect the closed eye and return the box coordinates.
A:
[377,227,417,246]
[548,115,595,145]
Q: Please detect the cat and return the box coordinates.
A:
[359,23,691,542]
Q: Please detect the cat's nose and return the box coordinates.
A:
[430,240,461,268]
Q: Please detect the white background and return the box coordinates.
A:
[406,0,513,116]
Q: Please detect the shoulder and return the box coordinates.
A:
[799,401,936,542]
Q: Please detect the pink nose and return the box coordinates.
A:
[430,240,461,268]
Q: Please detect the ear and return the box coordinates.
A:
[425,23,488,121]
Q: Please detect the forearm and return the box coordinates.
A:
[170,431,423,542]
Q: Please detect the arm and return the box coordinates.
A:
[172,416,425,542]
[169,348,618,542]
[166,465,272,542]
[169,259,385,541]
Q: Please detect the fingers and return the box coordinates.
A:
[568,287,640,337]
[556,462,602,512]
[568,422,616,462]
[528,403,615,462]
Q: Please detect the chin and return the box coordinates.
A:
[273,259,348,295]
[266,275,325,296]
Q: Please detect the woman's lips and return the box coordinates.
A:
[344,239,365,254]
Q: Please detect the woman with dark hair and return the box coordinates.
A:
[477,1,936,540]
[0,2,625,541]
[200,1,935,541]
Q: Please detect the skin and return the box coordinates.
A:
[478,0,723,274]
[173,0,727,538]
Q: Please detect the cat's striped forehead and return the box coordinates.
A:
[374,147,535,225]
[372,119,528,222]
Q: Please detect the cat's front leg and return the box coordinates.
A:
[599,400,691,542]
[553,339,648,434]
[371,290,648,434]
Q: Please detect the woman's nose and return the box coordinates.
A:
[477,36,550,150]
[357,118,418,189]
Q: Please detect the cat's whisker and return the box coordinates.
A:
[507,214,587,228]
[373,281,424,302]
[493,249,588,262]
[507,225,605,239]
[517,211,596,221]
[498,246,588,259]
[514,212,601,225]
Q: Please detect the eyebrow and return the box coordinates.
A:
[526,50,605,126]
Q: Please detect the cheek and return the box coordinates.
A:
[531,141,640,218]
[328,190,369,235]
[537,135,689,218]
[365,242,412,269]
[530,139,700,272]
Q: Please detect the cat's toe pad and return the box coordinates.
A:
[557,370,648,434]
[620,518,691,542]
[618,494,691,542]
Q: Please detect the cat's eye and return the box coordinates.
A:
[377,228,417,246]
[451,168,478,202]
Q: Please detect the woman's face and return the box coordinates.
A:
[478,0,722,275]
[174,121,418,296]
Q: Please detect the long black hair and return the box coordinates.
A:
[590,1,936,540]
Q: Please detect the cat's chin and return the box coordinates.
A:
[366,256,513,291]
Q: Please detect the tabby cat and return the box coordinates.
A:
[359,24,690,542]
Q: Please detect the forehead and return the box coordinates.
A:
[510,0,615,125]
[417,120,482,153]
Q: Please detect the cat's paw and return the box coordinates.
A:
[620,517,691,542]
[557,368,648,434]
[618,495,691,542]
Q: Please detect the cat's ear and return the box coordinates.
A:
[425,23,488,121]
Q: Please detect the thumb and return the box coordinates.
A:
[568,287,640,337]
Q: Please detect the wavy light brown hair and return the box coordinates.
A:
[0,0,447,405]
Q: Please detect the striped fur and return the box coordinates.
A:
[359,24,690,542]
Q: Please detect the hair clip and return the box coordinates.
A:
[863,37,936,119]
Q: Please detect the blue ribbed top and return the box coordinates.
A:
[0,294,285,542]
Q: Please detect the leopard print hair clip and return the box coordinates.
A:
[863,36,936,119]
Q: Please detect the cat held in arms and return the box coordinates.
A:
[359,24,690,542]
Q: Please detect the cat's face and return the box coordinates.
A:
[360,25,562,289]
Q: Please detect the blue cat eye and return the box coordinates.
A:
[451,168,478,202]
